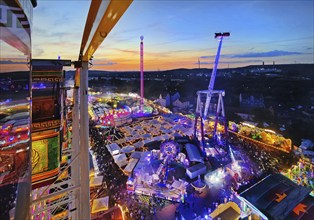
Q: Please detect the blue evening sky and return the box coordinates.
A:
[33,0,314,70]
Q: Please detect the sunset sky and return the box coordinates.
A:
[31,0,313,71]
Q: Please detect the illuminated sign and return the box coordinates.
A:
[32,77,63,82]
[31,60,65,188]
[32,134,60,175]
[32,120,61,132]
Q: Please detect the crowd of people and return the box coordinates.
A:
[228,136,297,194]
[236,138,292,173]
[0,183,17,219]
[90,125,161,220]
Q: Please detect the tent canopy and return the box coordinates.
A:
[124,158,139,174]
[133,141,144,148]
[120,145,135,153]
[90,175,103,188]
[210,202,241,220]
[130,151,142,159]
[239,174,314,220]
[107,143,121,155]
[91,196,109,214]
[113,153,128,167]
[185,143,203,163]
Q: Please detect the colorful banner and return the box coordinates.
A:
[31,61,64,188]
[32,134,60,175]
[32,97,56,121]
[32,71,64,82]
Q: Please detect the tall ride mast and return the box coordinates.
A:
[195,32,230,148]
[140,36,144,113]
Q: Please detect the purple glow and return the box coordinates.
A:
[32,83,47,89]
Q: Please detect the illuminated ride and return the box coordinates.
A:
[229,121,292,153]
[99,108,131,126]
[140,36,144,113]
[194,32,230,151]
[157,141,179,184]
[90,93,154,123]
[89,93,155,126]
[161,141,178,159]
[128,141,186,202]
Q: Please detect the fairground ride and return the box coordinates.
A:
[194,32,230,152]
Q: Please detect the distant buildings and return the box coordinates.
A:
[156,92,190,110]
[239,93,265,109]
[249,67,282,74]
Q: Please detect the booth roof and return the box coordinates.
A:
[210,202,241,220]
[91,196,109,214]
[239,174,314,220]
[121,145,135,153]
[185,143,204,163]
[130,151,142,158]
[90,175,103,187]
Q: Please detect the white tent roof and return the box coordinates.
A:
[184,128,194,136]
[107,143,121,155]
[161,134,171,140]
[142,133,151,138]
[130,151,142,159]
[124,158,139,174]
[133,141,144,148]
[133,134,141,139]
[113,153,128,167]
[90,175,103,188]
[151,119,160,124]
[91,196,109,214]
[152,136,163,141]
[143,139,154,144]
[161,129,172,134]
[185,143,204,163]
[131,130,138,135]
[121,145,135,153]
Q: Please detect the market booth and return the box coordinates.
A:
[238,174,314,220]
[210,202,241,220]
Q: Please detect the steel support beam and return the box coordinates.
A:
[81,0,133,61]
[71,68,80,220]
[79,61,90,219]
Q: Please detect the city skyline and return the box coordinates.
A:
[4,0,314,71]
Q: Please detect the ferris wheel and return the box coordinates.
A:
[160,141,178,159]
